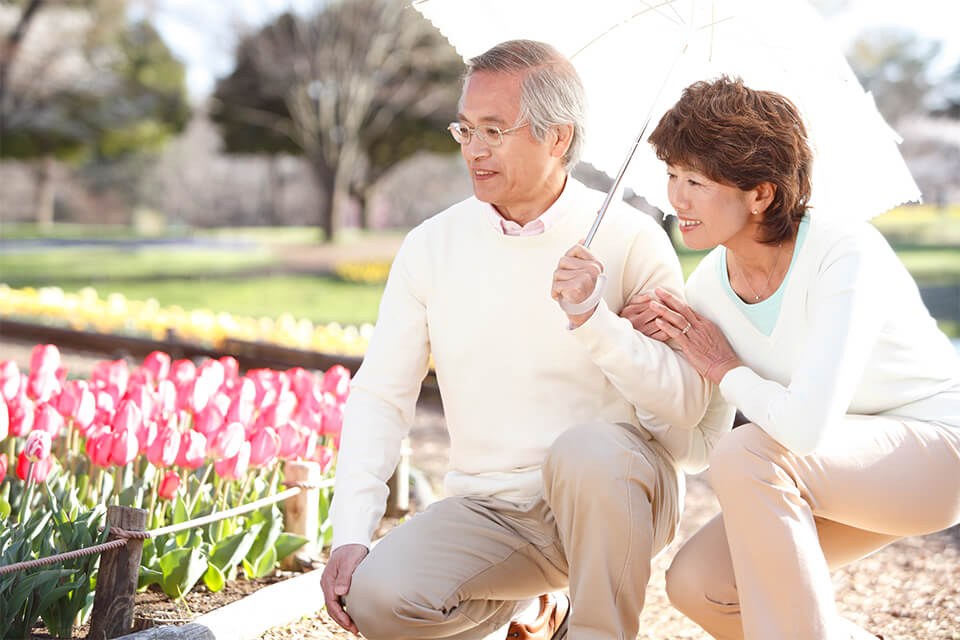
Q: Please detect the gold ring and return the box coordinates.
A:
[682,322,691,335]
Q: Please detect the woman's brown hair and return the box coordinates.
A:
[648,76,813,244]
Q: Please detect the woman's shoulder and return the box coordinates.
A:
[685,247,725,298]
[803,212,892,264]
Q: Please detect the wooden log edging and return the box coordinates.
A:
[113,567,326,640]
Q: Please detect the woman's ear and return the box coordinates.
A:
[749,182,777,214]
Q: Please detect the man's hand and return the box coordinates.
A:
[321,543,369,635]
[551,241,605,327]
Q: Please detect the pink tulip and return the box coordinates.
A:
[126,382,157,424]
[157,469,181,500]
[86,427,114,468]
[0,360,20,402]
[147,423,181,468]
[198,359,225,394]
[136,419,157,454]
[208,421,244,460]
[0,398,7,441]
[226,379,256,427]
[33,404,64,439]
[315,445,335,474]
[143,351,171,383]
[298,428,318,461]
[322,365,351,402]
[249,426,280,468]
[57,380,96,430]
[219,356,239,382]
[30,344,61,375]
[320,402,344,439]
[276,422,302,460]
[169,359,197,388]
[214,441,250,481]
[91,359,129,404]
[211,391,231,416]
[176,430,207,469]
[109,428,139,467]
[17,450,53,483]
[288,368,316,401]
[24,429,52,461]
[0,452,7,480]
[156,379,177,416]
[26,370,60,404]
[112,399,142,435]
[8,393,35,437]
[193,404,224,438]
[177,375,213,414]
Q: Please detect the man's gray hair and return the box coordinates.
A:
[464,40,587,170]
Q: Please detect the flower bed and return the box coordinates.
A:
[0,344,347,639]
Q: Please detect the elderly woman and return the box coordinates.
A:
[621,76,960,640]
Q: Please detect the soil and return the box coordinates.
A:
[6,337,960,640]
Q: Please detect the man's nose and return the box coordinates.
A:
[464,134,491,158]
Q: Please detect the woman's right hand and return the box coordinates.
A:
[620,291,671,342]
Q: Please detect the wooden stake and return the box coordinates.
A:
[281,461,320,570]
[87,505,148,640]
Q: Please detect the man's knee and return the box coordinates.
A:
[665,546,740,623]
[342,559,406,640]
[543,423,625,496]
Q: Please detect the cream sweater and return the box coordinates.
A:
[686,213,960,457]
[331,179,728,549]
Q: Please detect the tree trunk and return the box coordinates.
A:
[0,0,45,143]
[312,160,336,243]
[34,155,55,229]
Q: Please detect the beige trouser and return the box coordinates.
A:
[344,421,682,640]
[665,416,960,640]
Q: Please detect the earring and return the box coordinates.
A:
[751,210,759,215]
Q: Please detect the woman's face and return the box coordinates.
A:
[667,164,755,251]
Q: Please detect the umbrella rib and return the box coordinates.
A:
[571,0,685,60]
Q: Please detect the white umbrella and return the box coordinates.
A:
[414,0,921,234]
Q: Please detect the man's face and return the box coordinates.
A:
[457,70,565,218]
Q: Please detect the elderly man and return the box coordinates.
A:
[320,39,730,640]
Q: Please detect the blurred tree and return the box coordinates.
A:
[0,0,190,226]
[211,0,462,242]
[847,27,941,124]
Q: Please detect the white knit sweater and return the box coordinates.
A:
[686,213,960,456]
[331,179,729,549]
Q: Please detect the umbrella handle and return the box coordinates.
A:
[558,273,607,315]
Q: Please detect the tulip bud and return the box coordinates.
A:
[320,402,344,439]
[193,404,224,438]
[30,344,61,376]
[276,422,302,460]
[218,356,239,382]
[249,426,280,468]
[26,370,61,404]
[92,359,129,404]
[85,426,113,468]
[322,365,351,402]
[208,421,244,461]
[24,429,52,462]
[112,399,142,435]
[157,469,181,500]
[147,422,181,469]
[109,427,139,467]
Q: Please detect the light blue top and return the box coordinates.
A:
[718,216,810,336]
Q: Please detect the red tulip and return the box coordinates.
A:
[86,427,113,468]
[109,427,139,467]
[0,452,7,480]
[288,368,316,402]
[8,393,35,437]
[249,426,280,468]
[208,421,244,460]
[30,344,61,376]
[34,403,64,439]
[214,441,250,481]
[0,360,20,402]
[176,430,207,469]
[147,422,181,468]
[58,380,96,430]
[0,398,8,441]
[24,429,52,461]
[315,445,335,474]
[136,419,157,455]
[112,399,142,434]
[143,351,171,383]
[92,359,129,404]
[320,402,344,439]
[276,422,302,460]
[322,365,351,403]
[157,469,181,500]
[169,359,197,388]
[16,450,53,483]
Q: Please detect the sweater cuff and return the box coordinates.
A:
[568,298,631,354]
[331,524,373,552]
[718,365,760,408]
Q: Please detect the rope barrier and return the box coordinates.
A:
[0,477,336,576]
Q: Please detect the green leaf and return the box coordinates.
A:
[0,499,10,520]
[274,532,308,563]
[202,562,225,592]
[158,547,208,600]
[245,506,282,566]
[138,568,163,591]
[209,523,262,572]
[250,546,277,579]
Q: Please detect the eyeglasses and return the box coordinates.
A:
[447,122,529,147]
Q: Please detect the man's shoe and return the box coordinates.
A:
[506,593,570,640]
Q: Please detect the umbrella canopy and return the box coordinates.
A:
[414,0,921,224]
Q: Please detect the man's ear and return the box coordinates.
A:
[551,124,574,159]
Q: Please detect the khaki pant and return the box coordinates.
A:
[665,416,960,640]
[344,422,682,640]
